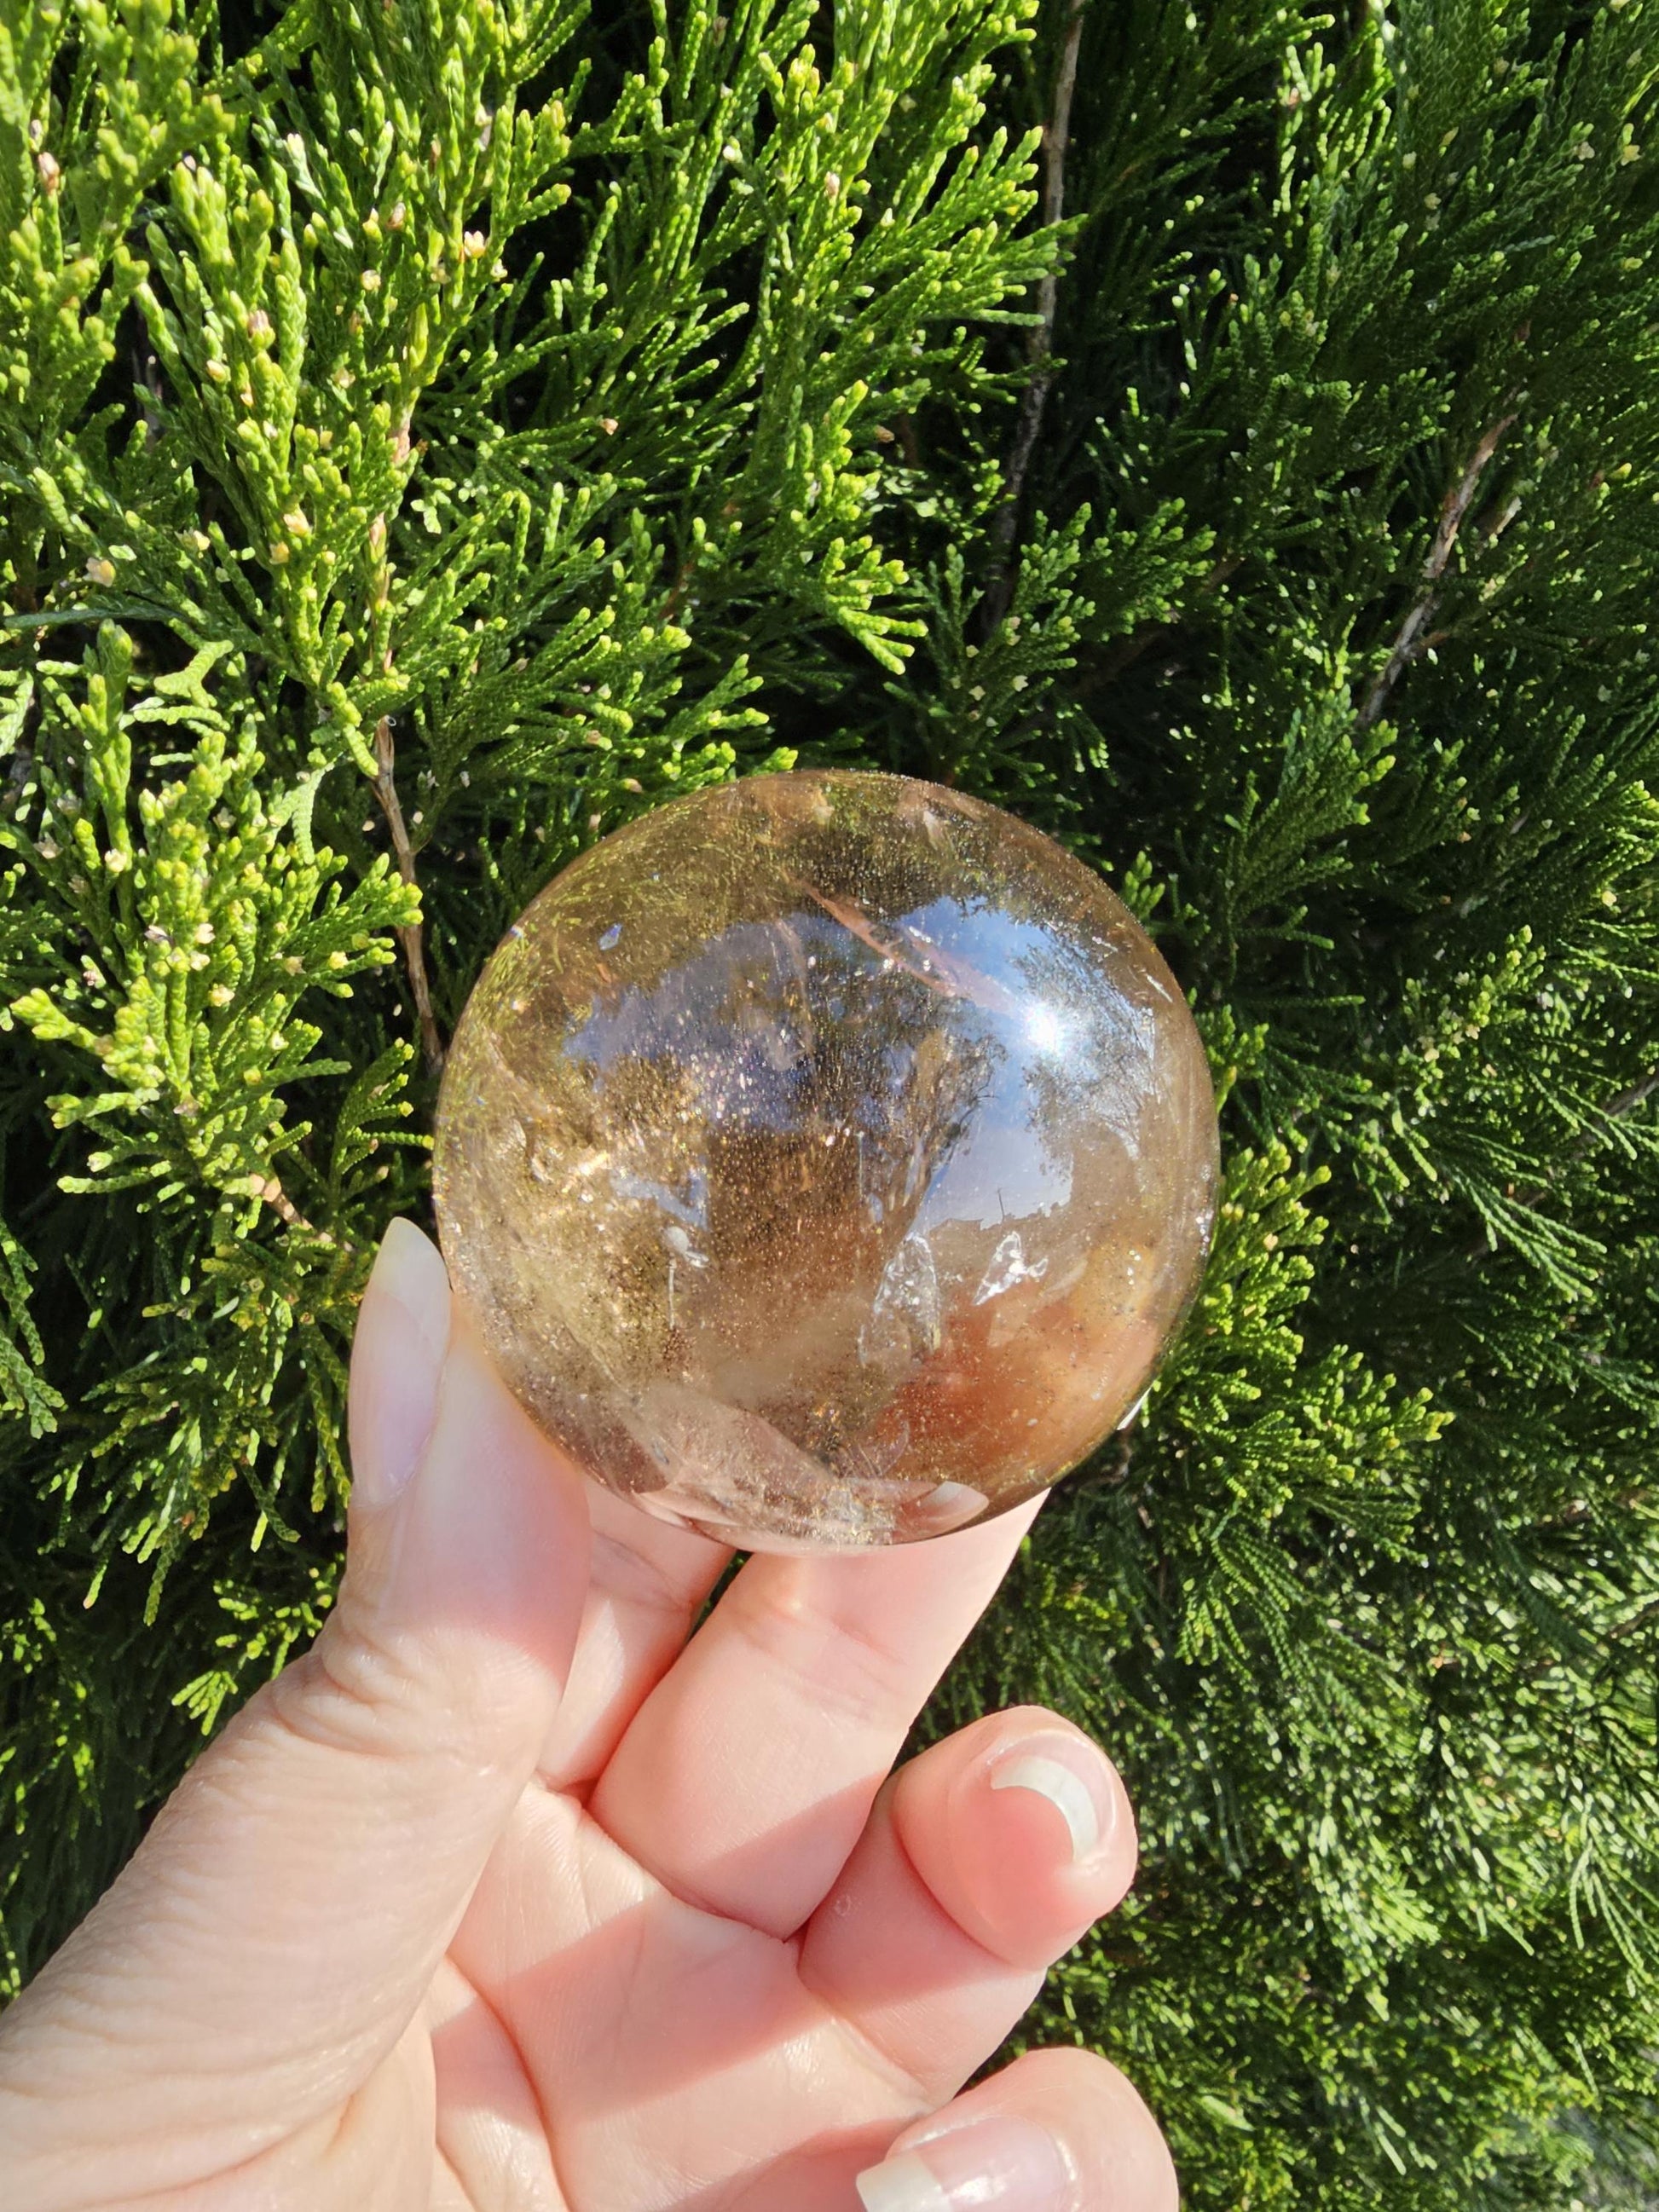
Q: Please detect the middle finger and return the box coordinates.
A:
[584,1495,1043,1936]
[536,1482,731,1792]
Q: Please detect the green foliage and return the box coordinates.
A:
[2,0,1657,2205]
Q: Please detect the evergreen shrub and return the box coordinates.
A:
[2,0,1657,2203]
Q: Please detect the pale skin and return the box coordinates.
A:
[0,1222,1180,2212]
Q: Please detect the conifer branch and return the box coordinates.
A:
[1084,552,1245,690]
[984,0,1087,631]
[372,715,445,1076]
[1534,1065,1659,1190]
[6,0,1659,2172]
[1357,413,1517,730]
[1466,1066,1659,1260]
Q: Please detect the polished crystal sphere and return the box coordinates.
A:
[434,771,1218,1551]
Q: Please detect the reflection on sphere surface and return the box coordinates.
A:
[435,770,1219,1551]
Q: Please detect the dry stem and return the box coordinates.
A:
[248,1173,339,1245]
[1357,413,1517,731]
[983,0,1087,631]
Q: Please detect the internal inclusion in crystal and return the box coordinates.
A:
[434,770,1220,1551]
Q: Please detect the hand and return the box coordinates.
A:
[0,1222,1178,2211]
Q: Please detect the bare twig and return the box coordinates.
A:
[372,713,445,1074]
[1357,413,1517,730]
[1597,1066,1659,1127]
[249,1173,336,1245]
[983,0,1087,631]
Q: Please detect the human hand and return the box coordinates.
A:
[0,1222,1178,2211]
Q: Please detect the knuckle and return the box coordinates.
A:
[256,1610,431,1764]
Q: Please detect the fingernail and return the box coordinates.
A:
[348,1220,452,1507]
[855,2116,1072,2210]
[988,1746,1109,1863]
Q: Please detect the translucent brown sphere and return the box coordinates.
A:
[434,771,1218,1551]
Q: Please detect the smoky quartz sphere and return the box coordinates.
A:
[434,771,1218,1551]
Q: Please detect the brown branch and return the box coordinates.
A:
[1532,1065,1659,1189]
[982,0,1087,632]
[372,714,445,1075]
[1593,1066,1659,1127]
[248,1172,342,1246]
[1357,413,1517,730]
[1598,1594,1659,1654]
[1523,1591,1659,1680]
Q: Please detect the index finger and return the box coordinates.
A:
[583,1493,1045,1936]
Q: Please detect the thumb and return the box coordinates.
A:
[0,1221,590,2190]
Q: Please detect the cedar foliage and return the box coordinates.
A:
[2,0,1657,2202]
